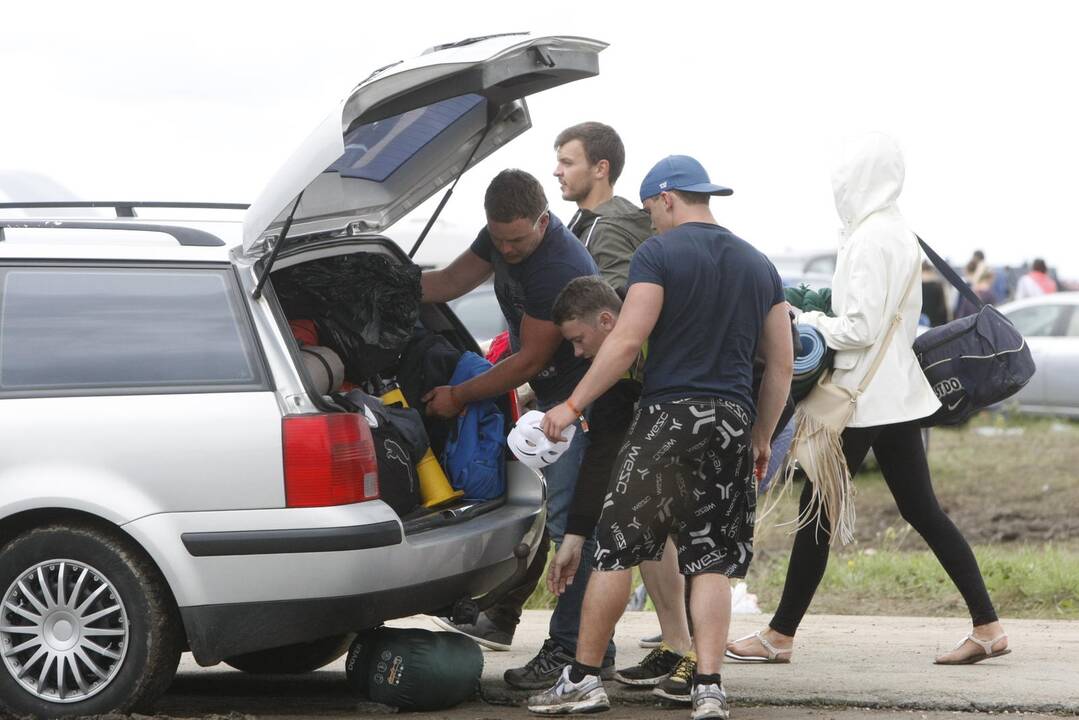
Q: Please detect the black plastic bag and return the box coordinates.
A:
[274,254,422,381]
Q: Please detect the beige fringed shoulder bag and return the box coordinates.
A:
[780,259,920,545]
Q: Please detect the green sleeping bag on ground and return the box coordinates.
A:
[345,627,484,711]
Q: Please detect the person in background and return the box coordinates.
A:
[921,260,949,327]
[956,268,999,318]
[421,169,614,684]
[964,250,987,285]
[1015,258,1058,299]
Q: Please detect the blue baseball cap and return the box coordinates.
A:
[639,155,733,202]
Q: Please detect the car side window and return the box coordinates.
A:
[0,266,266,395]
[1007,304,1065,337]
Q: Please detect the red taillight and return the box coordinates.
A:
[283,413,379,507]
[507,390,521,424]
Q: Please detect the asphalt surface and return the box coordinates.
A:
[158,611,1079,717]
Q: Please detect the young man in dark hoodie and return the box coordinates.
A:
[554,122,653,290]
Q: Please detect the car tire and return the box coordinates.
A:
[0,523,182,717]
[223,634,355,674]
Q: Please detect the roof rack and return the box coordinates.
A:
[0,201,249,217]
[0,220,226,247]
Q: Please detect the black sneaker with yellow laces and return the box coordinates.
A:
[614,644,684,686]
[652,651,696,703]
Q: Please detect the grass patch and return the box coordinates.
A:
[747,542,1079,619]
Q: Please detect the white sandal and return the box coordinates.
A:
[934,633,1011,665]
[725,630,793,663]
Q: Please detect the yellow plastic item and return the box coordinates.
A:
[380,386,408,407]
[380,386,463,508]
[417,448,463,507]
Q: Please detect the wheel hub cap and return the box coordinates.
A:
[2,559,130,703]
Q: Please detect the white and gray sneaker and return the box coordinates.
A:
[527,666,611,715]
[691,681,729,720]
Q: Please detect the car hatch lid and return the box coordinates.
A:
[242,34,607,256]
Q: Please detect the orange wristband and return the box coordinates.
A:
[565,398,581,416]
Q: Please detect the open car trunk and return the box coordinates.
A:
[267,237,521,533]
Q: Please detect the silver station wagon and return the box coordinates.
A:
[0,33,606,717]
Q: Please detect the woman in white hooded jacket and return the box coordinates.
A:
[728,134,1008,665]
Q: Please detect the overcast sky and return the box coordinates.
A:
[3,1,1077,278]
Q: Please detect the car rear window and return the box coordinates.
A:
[329,94,485,182]
[0,266,266,394]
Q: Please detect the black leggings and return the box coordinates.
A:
[769,420,998,636]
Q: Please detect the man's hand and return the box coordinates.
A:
[422,385,463,418]
[547,534,585,596]
[540,403,577,442]
[752,428,772,486]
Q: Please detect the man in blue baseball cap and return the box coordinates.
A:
[527,155,793,719]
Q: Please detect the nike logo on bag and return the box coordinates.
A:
[947,400,962,411]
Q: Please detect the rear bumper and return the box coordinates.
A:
[181,521,402,556]
[123,464,545,665]
[181,562,513,665]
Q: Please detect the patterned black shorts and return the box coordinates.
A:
[592,398,755,577]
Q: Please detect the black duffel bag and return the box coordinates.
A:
[338,390,427,515]
[913,236,1035,426]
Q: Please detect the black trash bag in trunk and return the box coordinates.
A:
[274,254,422,382]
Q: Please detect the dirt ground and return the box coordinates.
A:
[755,416,1079,553]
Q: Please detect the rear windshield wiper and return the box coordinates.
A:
[252,192,304,300]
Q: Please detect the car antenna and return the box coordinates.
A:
[252,191,304,300]
[407,121,493,259]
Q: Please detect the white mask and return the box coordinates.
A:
[507,410,577,470]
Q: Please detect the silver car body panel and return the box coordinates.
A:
[0,393,284,522]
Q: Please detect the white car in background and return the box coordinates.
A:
[997,292,1079,417]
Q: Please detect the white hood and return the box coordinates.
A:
[242,34,607,255]
[830,133,905,235]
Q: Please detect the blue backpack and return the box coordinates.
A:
[441,352,506,499]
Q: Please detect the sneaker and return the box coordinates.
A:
[613,644,683,686]
[638,632,663,649]
[527,666,610,715]
[691,681,729,720]
[431,613,514,651]
[652,652,696,704]
[506,639,615,690]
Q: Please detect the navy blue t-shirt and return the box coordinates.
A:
[627,222,784,415]
[470,213,598,404]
